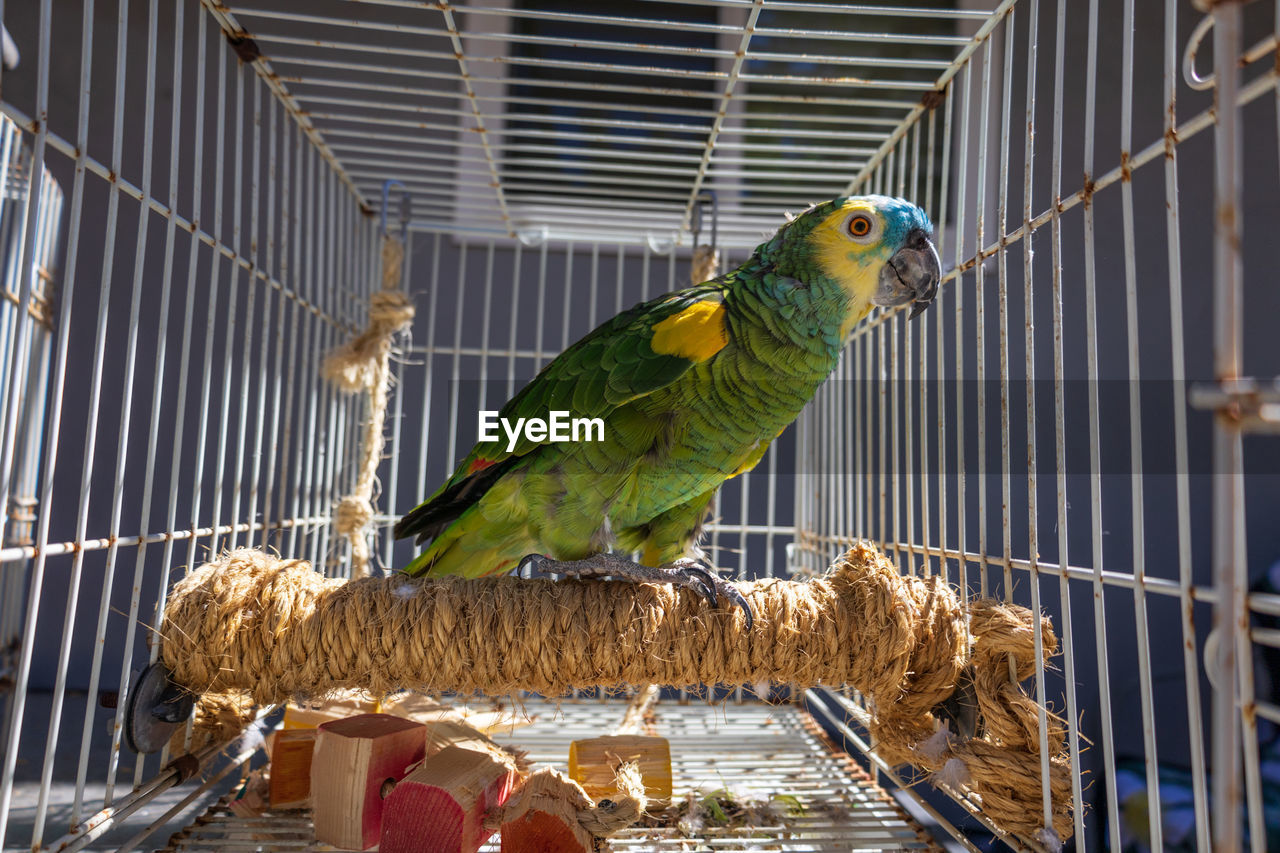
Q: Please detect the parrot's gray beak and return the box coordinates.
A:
[875,228,941,319]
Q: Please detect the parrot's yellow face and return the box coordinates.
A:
[796,195,941,337]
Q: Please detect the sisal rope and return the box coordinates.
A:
[614,684,659,736]
[167,691,258,755]
[690,244,719,285]
[160,543,1071,839]
[321,237,415,576]
[483,764,647,838]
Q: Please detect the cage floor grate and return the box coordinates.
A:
[158,699,935,852]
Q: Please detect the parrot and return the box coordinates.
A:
[394,195,941,627]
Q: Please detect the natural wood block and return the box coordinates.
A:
[310,713,427,850]
[381,692,534,737]
[282,693,380,730]
[425,719,507,757]
[380,745,517,853]
[568,735,672,804]
[379,692,455,723]
[418,717,531,778]
[499,769,595,853]
[268,728,317,808]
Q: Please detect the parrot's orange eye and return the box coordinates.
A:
[848,215,872,237]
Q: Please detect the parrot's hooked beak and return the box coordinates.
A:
[874,228,941,319]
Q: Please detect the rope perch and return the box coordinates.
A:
[159,543,1071,840]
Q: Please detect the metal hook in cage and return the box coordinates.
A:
[379,179,412,239]
[691,189,719,253]
[1,25,18,71]
[1182,14,1217,91]
[1182,14,1278,93]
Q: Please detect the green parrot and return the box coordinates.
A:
[394,196,940,625]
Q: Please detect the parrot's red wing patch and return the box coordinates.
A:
[468,457,497,474]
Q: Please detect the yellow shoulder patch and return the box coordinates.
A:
[650,301,728,362]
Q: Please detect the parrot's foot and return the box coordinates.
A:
[519,552,754,631]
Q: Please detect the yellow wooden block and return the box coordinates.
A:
[567,734,672,805]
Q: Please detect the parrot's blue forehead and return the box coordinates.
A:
[832,194,933,239]
[759,194,934,266]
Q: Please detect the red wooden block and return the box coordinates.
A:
[380,745,517,853]
[310,713,427,850]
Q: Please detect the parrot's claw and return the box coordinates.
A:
[663,558,754,631]
[520,552,754,631]
[664,559,720,606]
[516,553,549,576]
[935,665,979,741]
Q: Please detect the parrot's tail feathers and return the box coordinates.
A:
[401,547,435,577]
[393,456,518,544]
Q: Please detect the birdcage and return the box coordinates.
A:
[1,0,1277,851]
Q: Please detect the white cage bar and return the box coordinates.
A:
[0,1,1277,851]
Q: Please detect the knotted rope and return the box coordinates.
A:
[483,764,647,838]
[321,236,415,576]
[690,244,719,286]
[159,543,1071,840]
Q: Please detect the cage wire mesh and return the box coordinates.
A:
[0,0,1277,851]
[0,113,63,692]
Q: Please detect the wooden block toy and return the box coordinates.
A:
[381,692,535,736]
[416,716,531,776]
[568,734,672,805]
[380,744,518,853]
[282,692,380,730]
[424,718,507,757]
[379,691,456,724]
[268,728,317,808]
[310,713,427,850]
[499,769,595,853]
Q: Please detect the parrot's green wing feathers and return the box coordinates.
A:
[490,282,729,458]
[393,281,731,544]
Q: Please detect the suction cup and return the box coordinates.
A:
[126,662,195,754]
